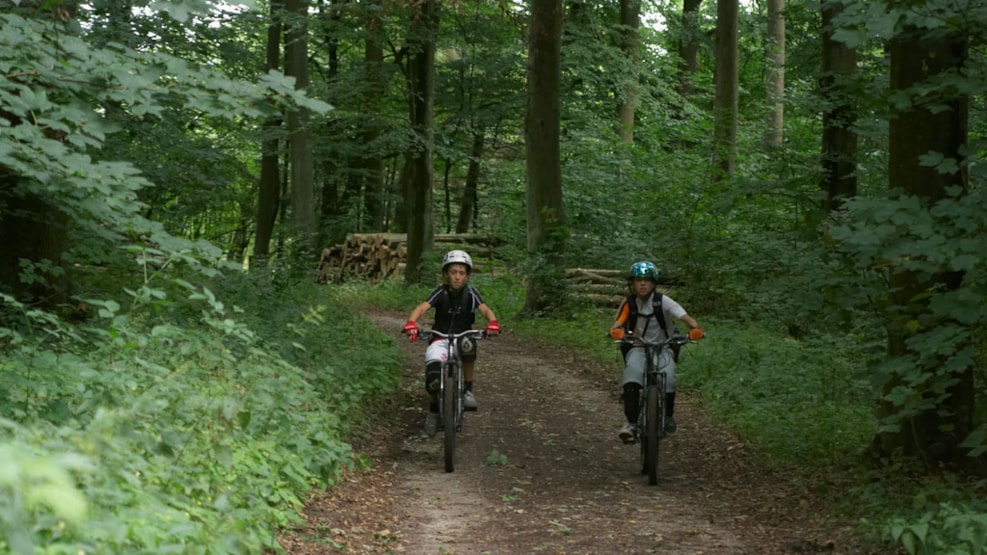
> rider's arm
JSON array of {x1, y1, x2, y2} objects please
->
[
  {"x1": 679, "y1": 313, "x2": 699, "y2": 330},
  {"x1": 407, "y1": 301, "x2": 432, "y2": 323},
  {"x1": 610, "y1": 302, "x2": 630, "y2": 330},
  {"x1": 477, "y1": 302, "x2": 496, "y2": 323}
]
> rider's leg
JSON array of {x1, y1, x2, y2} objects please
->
[
  {"x1": 459, "y1": 339, "x2": 479, "y2": 409},
  {"x1": 463, "y1": 359, "x2": 474, "y2": 390},
  {"x1": 618, "y1": 348, "x2": 646, "y2": 442},
  {"x1": 659, "y1": 352, "x2": 678, "y2": 417},
  {"x1": 425, "y1": 361, "x2": 441, "y2": 408},
  {"x1": 622, "y1": 383, "x2": 642, "y2": 422},
  {"x1": 660, "y1": 351, "x2": 678, "y2": 433},
  {"x1": 621, "y1": 348, "x2": 648, "y2": 421}
]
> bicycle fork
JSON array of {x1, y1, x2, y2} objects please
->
[{"x1": 444, "y1": 361, "x2": 464, "y2": 432}]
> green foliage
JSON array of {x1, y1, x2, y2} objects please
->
[
  {"x1": 485, "y1": 449, "x2": 508, "y2": 466},
  {"x1": 885, "y1": 501, "x2": 987, "y2": 555},
  {"x1": 830, "y1": 186, "x2": 987, "y2": 441},
  {"x1": 683, "y1": 321, "x2": 876, "y2": 466},
  {"x1": 0, "y1": 265, "x2": 403, "y2": 553}
]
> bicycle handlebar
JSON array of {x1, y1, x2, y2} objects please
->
[
  {"x1": 418, "y1": 328, "x2": 488, "y2": 343},
  {"x1": 612, "y1": 332, "x2": 692, "y2": 348}
]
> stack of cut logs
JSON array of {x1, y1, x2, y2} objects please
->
[
  {"x1": 565, "y1": 267, "x2": 627, "y2": 308},
  {"x1": 315, "y1": 234, "x2": 675, "y2": 310},
  {"x1": 315, "y1": 233, "x2": 500, "y2": 283},
  {"x1": 565, "y1": 267, "x2": 675, "y2": 308}
]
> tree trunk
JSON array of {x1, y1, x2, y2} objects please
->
[
  {"x1": 0, "y1": 2, "x2": 77, "y2": 307},
  {"x1": 361, "y1": 1, "x2": 386, "y2": 231},
  {"x1": 713, "y1": 0, "x2": 738, "y2": 181},
  {"x1": 0, "y1": 188, "x2": 70, "y2": 307},
  {"x1": 285, "y1": 0, "x2": 318, "y2": 252},
  {"x1": 455, "y1": 130, "x2": 484, "y2": 234},
  {"x1": 253, "y1": 0, "x2": 284, "y2": 265},
  {"x1": 525, "y1": 0, "x2": 567, "y2": 316},
  {"x1": 676, "y1": 0, "x2": 703, "y2": 100},
  {"x1": 617, "y1": 0, "x2": 640, "y2": 144},
  {"x1": 403, "y1": 0, "x2": 439, "y2": 284},
  {"x1": 877, "y1": 21, "x2": 972, "y2": 465},
  {"x1": 763, "y1": 0, "x2": 785, "y2": 148},
  {"x1": 820, "y1": 0, "x2": 857, "y2": 211}
]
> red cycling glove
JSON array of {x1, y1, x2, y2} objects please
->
[
  {"x1": 485, "y1": 320, "x2": 501, "y2": 335},
  {"x1": 689, "y1": 328, "x2": 704, "y2": 341},
  {"x1": 403, "y1": 320, "x2": 419, "y2": 342},
  {"x1": 609, "y1": 328, "x2": 625, "y2": 340}
]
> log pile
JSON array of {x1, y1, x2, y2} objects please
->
[
  {"x1": 315, "y1": 233, "x2": 501, "y2": 283},
  {"x1": 565, "y1": 268, "x2": 626, "y2": 308},
  {"x1": 565, "y1": 267, "x2": 675, "y2": 309}
]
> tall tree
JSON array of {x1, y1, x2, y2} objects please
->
[
  {"x1": 617, "y1": 0, "x2": 641, "y2": 143},
  {"x1": 0, "y1": 2, "x2": 78, "y2": 307},
  {"x1": 403, "y1": 0, "x2": 439, "y2": 284},
  {"x1": 877, "y1": 13, "x2": 972, "y2": 465},
  {"x1": 676, "y1": 0, "x2": 703, "y2": 101},
  {"x1": 360, "y1": 0, "x2": 387, "y2": 231},
  {"x1": 763, "y1": 0, "x2": 785, "y2": 148},
  {"x1": 455, "y1": 130, "x2": 484, "y2": 233},
  {"x1": 524, "y1": 0, "x2": 567, "y2": 315},
  {"x1": 253, "y1": 0, "x2": 285, "y2": 265},
  {"x1": 284, "y1": 0, "x2": 318, "y2": 250},
  {"x1": 712, "y1": 0, "x2": 739, "y2": 179},
  {"x1": 819, "y1": 0, "x2": 857, "y2": 211}
]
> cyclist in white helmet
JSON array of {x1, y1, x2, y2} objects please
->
[{"x1": 403, "y1": 249, "x2": 501, "y2": 436}]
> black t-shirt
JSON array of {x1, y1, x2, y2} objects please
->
[{"x1": 424, "y1": 284, "x2": 485, "y2": 334}]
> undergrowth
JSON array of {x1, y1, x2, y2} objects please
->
[{"x1": 0, "y1": 262, "x2": 403, "y2": 554}]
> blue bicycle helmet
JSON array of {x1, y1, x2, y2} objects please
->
[{"x1": 627, "y1": 261, "x2": 660, "y2": 283}]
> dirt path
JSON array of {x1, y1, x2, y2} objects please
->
[{"x1": 280, "y1": 311, "x2": 878, "y2": 555}]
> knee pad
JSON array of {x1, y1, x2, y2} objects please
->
[
  {"x1": 425, "y1": 361, "x2": 441, "y2": 393},
  {"x1": 457, "y1": 336, "x2": 477, "y2": 361}
]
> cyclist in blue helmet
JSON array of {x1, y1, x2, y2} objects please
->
[{"x1": 609, "y1": 260, "x2": 704, "y2": 440}]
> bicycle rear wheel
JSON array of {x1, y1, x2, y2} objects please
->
[
  {"x1": 443, "y1": 372, "x2": 457, "y2": 472},
  {"x1": 643, "y1": 385, "x2": 660, "y2": 485}
]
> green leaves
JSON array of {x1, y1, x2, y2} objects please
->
[{"x1": 0, "y1": 268, "x2": 403, "y2": 552}]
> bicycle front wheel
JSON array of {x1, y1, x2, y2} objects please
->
[
  {"x1": 443, "y1": 372, "x2": 457, "y2": 472},
  {"x1": 643, "y1": 385, "x2": 660, "y2": 485}
]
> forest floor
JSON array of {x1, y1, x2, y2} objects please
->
[{"x1": 279, "y1": 310, "x2": 897, "y2": 555}]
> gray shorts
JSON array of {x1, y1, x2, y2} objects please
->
[{"x1": 622, "y1": 346, "x2": 677, "y2": 393}]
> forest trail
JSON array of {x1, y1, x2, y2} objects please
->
[{"x1": 280, "y1": 310, "x2": 873, "y2": 555}]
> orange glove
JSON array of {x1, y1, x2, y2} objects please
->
[
  {"x1": 609, "y1": 328, "x2": 625, "y2": 340},
  {"x1": 485, "y1": 320, "x2": 501, "y2": 335},
  {"x1": 689, "y1": 328, "x2": 704, "y2": 341},
  {"x1": 403, "y1": 320, "x2": 419, "y2": 342}
]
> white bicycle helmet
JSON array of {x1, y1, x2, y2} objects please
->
[{"x1": 442, "y1": 249, "x2": 473, "y2": 273}]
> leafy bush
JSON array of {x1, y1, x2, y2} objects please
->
[
  {"x1": 0, "y1": 266, "x2": 403, "y2": 554},
  {"x1": 681, "y1": 320, "x2": 876, "y2": 466},
  {"x1": 884, "y1": 501, "x2": 987, "y2": 555}
]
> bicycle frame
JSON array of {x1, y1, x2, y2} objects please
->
[{"x1": 419, "y1": 328, "x2": 486, "y2": 473}]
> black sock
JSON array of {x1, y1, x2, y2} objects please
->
[
  {"x1": 622, "y1": 383, "x2": 641, "y2": 423},
  {"x1": 429, "y1": 402, "x2": 438, "y2": 413},
  {"x1": 666, "y1": 392, "x2": 676, "y2": 417},
  {"x1": 465, "y1": 381, "x2": 473, "y2": 392}
]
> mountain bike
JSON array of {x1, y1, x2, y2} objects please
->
[
  {"x1": 617, "y1": 333, "x2": 692, "y2": 485},
  {"x1": 418, "y1": 328, "x2": 487, "y2": 473}
]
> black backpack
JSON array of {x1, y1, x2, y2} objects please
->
[{"x1": 620, "y1": 293, "x2": 681, "y2": 362}]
